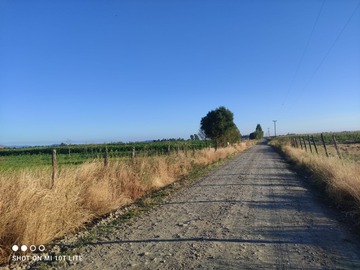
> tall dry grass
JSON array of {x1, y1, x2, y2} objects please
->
[
  {"x1": 279, "y1": 143, "x2": 360, "y2": 215},
  {"x1": 0, "y1": 142, "x2": 253, "y2": 264}
]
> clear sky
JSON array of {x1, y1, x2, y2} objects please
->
[{"x1": 1, "y1": 0, "x2": 359, "y2": 146}]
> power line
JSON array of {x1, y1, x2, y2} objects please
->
[
  {"x1": 281, "y1": 0, "x2": 326, "y2": 109},
  {"x1": 300, "y1": 0, "x2": 360, "y2": 92}
]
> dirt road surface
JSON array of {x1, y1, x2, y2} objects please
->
[{"x1": 64, "y1": 143, "x2": 360, "y2": 269}]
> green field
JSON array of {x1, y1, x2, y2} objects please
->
[{"x1": 0, "y1": 140, "x2": 214, "y2": 171}]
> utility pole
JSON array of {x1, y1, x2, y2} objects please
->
[
  {"x1": 272, "y1": 120, "x2": 277, "y2": 137},
  {"x1": 268, "y1": 128, "x2": 270, "y2": 137}
]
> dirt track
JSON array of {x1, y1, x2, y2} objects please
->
[{"x1": 63, "y1": 143, "x2": 360, "y2": 269}]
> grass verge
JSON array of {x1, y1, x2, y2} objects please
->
[{"x1": 270, "y1": 139, "x2": 360, "y2": 220}]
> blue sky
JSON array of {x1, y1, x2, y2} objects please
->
[{"x1": 1, "y1": 0, "x2": 359, "y2": 146}]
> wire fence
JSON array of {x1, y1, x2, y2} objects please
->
[{"x1": 287, "y1": 132, "x2": 360, "y2": 160}]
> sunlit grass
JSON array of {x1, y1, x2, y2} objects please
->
[{"x1": 270, "y1": 139, "x2": 360, "y2": 218}]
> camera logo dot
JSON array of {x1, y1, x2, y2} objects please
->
[{"x1": 12, "y1": 244, "x2": 46, "y2": 253}]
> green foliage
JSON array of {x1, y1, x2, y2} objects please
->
[
  {"x1": 250, "y1": 124, "x2": 264, "y2": 140},
  {"x1": 256, "y1": 124, "x2": 263, "y2": 132},
  {"x1": 220, "y1": 125, "x2": 241, "y2": 145},
  {"x1": 200, "y1": 106, "x2": 241, "y2": 147}
]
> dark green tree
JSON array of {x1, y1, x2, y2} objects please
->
[
  {"x1": 255, "y1": 124, "x2": 264, "y2": 139},
  {"x1": 249, "y1": 124, "x2": 264, "y2": 140},
  {"x1": 200, "y1": 106, "x2": 241, "y2": 149}
]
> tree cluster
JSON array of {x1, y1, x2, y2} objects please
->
[
  {"x1": 153, "y1": 138, "x2": 185, "y2": 142},
  {"x1": 190, "y1": 134, "x2": 200, "y2": 141}
]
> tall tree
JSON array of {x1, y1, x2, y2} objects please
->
[
  {"x1": 250, "y1": 124, "x2": 264, "y2": 139},
  {"x1": 200, "y1": 106, "x2": 241, "y2": 149},
  {"x1": 255, "y1": 124, "x2": 264, "y2": 139}
]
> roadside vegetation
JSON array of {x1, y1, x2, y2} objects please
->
[
  {"x1": 269, "y1": 131, "x2": 360, "y2": 221},
  {"x1": 0, "y1": 141, "x2": 254, "y2": 265}
]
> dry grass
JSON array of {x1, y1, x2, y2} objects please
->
[
  {"x1": 277, "y1": 142, "x2": 360, "y2": 217},
  {"x1": 337, "y1": 143, "x2": 360, "y2": 164},
  {"x1": 312, "y1": 143, "x2": 360, "y2": 164},
  {"x1": 0, "y1": 141, "x2": 253, "y2": 265}
]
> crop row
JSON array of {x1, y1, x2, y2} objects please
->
[{"x1": 0, "y1": 141, "x2": 214, "y2": 157}]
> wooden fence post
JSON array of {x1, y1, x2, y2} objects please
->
[
  {"x1": 320, "y1": 133, "x2": 329, "y2": 157},
  {"x1": 332, "y1": 134, "x2": 342, "y2": 159},
  {"x1": 302, "y1": 137, "x2": 307, "y2": 152},
  {"x1": 104, "y1": 147, "x2": 108, "y2": 167},
  {"x1": 307, "y1": 135, "x2": 313, "y2": 154},
  {"x1": 311, "y1": 136, "x2": 319, "y2": 155},
  {"x1": 299, "y1": 137, "x2": 303, "y2": 150},
  {"x1": 132, "y1": 147, "x2": 136, "y2": 159},
  {"x1": 51, "y1": 149, "x2": 57, "y2": 188}
]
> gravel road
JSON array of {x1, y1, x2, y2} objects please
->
[{"x1": 64, "y1": 143, "x2": 360, "y2": 269}]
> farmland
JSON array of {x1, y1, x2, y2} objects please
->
[{"x1": 0, "y1": 140, "x2": 213, "y2": 171}]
